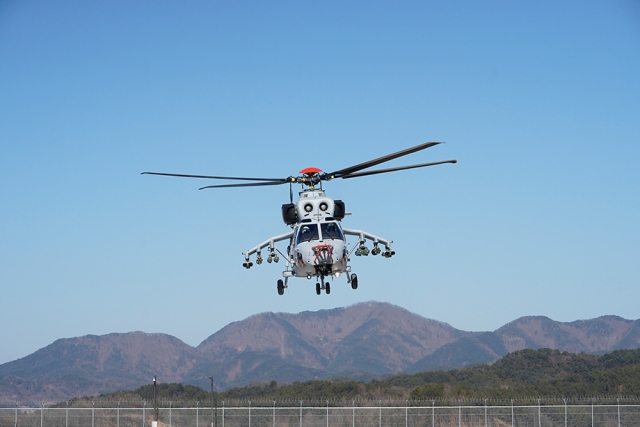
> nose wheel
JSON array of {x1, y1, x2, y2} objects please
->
[{"x1": 315, "y1": 277, "x2": 331, "y2": 295}]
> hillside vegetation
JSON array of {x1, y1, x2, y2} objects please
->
[
  {"x1": 5, "y1": 305, "x2": 639, "y2": 403},
  {"x1": 69, "y1": 348, "x2": 640, "y2": 405}
]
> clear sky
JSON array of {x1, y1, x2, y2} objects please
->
[{"x1": 1, "y1": 1, "x2": 639, "y2": 366}]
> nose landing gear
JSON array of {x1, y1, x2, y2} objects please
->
[{"x1": 315, "y1": 277, "x2": 331, "y2": 295}]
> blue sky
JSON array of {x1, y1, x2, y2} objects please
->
[{"x1": 1, "y1": 1, "x2": 639, "y2": 365}]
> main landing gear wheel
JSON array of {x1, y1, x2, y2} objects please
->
[
  {"x1": 316, "y1": 282, "x2": 321, "y2": 295},
  {"x1": 350, "y1": 273, "x2": 358, "y2": 290},
  {"x1": 277, "y1": 279, "x2": 285, "y2": 296},
  {"x1": 325, "y1": 282, "x2": 331, "y2": 294}
]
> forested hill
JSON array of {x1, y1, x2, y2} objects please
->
[
  {"x1": 4, "y1": 304, "x2": 640, "y2": 402},
  {"x1": 399, "y1": 347, "x2": 640, "y2": 399},
  {"x1": 81, "y1": 348, "x2": 640, "y2": 404}
]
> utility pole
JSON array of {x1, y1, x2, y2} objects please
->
[
  {"x1": 209, "y1": 376, "x2": 217, "y2": 427},
  {"x1": 153, "y1": 376, "x2": 158, "y2": 427}
]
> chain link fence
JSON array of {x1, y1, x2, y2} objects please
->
[{"x1": 1, "y1": 400, "x2": 639, "y2": 427}]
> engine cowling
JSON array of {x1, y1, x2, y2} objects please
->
[
  {"x1": 281, "y1": 204, "x2": 298, "y2": 225},
  {"x1": 333, "y1": 200, "x2": 345, "y2": 220}
]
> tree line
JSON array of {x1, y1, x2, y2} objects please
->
[{"x1": 65, "y1": 348, "x2": 640, "y2": 406}]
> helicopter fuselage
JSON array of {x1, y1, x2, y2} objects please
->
[
  {"x1": 242, "y1": 187, "x2": 394, "y2": 294},
  {"x1": 288, "y1": 189, "x2": 346, "y2": 278}
]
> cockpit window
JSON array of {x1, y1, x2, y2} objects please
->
[
  {"x1": 320, "y1": 222, "x2": 344, "y2": 240},
  {"x1": 297, "y1": 224, "x2": 319, "y2": 243}
]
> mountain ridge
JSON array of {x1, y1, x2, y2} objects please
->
[{"x1": 1, "y1": 302, "x2": 638, "y2": 402}]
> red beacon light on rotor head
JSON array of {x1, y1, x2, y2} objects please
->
[{"x1": 299, "y1": 167, "x2": 322, "y2": 175}]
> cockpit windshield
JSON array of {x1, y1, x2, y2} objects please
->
[
  {"x1": 320, "y1": 222, "x2": 344, "y2": 240},
  {"x1": 297, "y1": 224, "x2": 319, "y2": 244}
]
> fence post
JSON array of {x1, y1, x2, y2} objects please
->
[
  {"x1": 617, "y1": 398, "x2": 621, "y2": 427},
  {"x1": 511, "y1": 399, "x2": 514, "y2": 427},
  {"x1": 432, "y1": 400, "x2": 435, "y2": 427},
  {"x1": 485, "y1": 399, "x2": 488, "y2": 427},
  {"x1": 326, "y1": 400, "x2": 329, "y2": 427},
  {"x1": 352, "y1": 400, "x2": 355, "y2": 427},
  {"x1": 538, "y1": 399, "x2": 541, "y2": 427}
]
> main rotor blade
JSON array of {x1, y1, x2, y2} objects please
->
[
  {"x1": 327, "y1": 141, "x2": 443, "y2": 178},
  {"x1": 199, "y1": 181, "x2": 289, "y2": 190},
  {"x1": 141, "y1": 172, "x2": 287, "y2": 182},
  {"x1": 339, "y1": 159, "x2": 457, "y2": 179}
]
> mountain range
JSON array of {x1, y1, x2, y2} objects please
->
[{"x1": 1, "y1": 301, "x2": 639, "y2": 402}]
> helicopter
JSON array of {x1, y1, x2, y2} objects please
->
[{"x1": 142, "y1": 141, "x2": 456, "y2": 296}]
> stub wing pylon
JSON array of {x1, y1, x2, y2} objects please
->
[
  {"x1": 242, "y1": 231, "x2": 294, "y2": 268},
  {"x1": 342, "y1": 228, "x2": 395, "y2": 258}
]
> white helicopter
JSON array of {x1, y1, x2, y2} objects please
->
[{"x1": 143, "y1": 141, "x2": 455, "y2": 296}]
